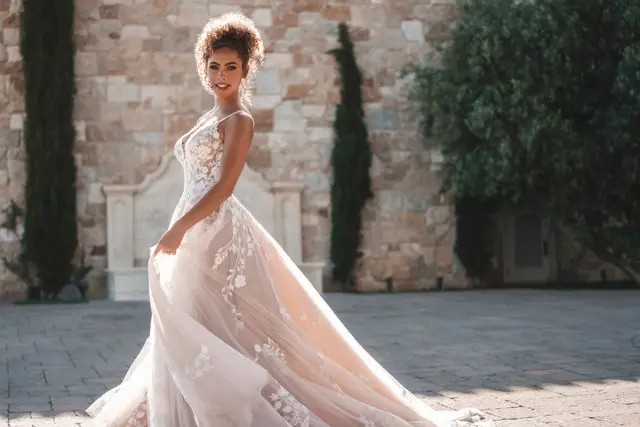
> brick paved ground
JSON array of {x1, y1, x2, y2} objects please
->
[{"x1": 1, "y1": 289, "x2": 639, "y2": 426}]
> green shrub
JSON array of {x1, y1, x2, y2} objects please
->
[
  {"x1": 408, "y1": 0, "x2": 640, "y2": 278},
  {"x1": 329, "y1": 23, "x2": 373, "y2": 290},
  {"x1": 20, "y1": 0, "x2": 78, "y2": 299}
]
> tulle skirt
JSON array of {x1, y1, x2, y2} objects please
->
[{"x1": 86, "y1": 195, "x2": 493, "y2": 427}]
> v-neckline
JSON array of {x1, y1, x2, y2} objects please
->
[
  {"x1": 181, "y1": 113, "x2": 219, "y2": 151},
  {"x1": 179, "y1": 108, "x2": 244, "y2": 151}
]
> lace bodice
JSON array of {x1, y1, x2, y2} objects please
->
[{"x1": 173, "y1": 110, "x2": 243, "y2": 212}]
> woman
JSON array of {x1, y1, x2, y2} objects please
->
[{"x1": 87, "y1": 13, "x2": 493, "y2": 427}]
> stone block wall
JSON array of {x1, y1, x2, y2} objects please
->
[
  {"x1": 0, "y1": 0, "x2": 26, "y2": 301},
  {"x1": 0, "y1": 0, "x2": 461, "y2": 300}
]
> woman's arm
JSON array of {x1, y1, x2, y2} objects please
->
[
  {"x1": 177, "y1": 112, "x2": 255, "y2": 230},
  {"x1": 153, "y1": 112, "x2": 254, "y2": 256}
]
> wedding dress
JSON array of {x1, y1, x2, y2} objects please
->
[{"x1": 86, "y1": 109, "x2": 493, "y2": 427}]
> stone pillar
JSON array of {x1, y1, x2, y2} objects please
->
[
  {"x1": 272, "y1": 182, "x2": 305, "y2": 264},
  {"x1": 103, "y1": 187, "x2": 135, "y2": 270}
]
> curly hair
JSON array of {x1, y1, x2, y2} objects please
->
[{"x1": 194, "y1": 13, "x2": 265, "y2": 103}]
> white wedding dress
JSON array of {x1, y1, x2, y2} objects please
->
[{"x1": 86, "y1": 109, "x2": 494, "y2": 427}]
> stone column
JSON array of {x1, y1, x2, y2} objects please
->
[
  {"x1": 272, "y1": 181, "x2": 305, "y2": 264},
  {"x1": 103, "y1": 187, "x2": 135, "y2": 271}
]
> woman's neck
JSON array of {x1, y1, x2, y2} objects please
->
[{"x1": 215, "y1": 96, "x2": 243, "y2": 116}]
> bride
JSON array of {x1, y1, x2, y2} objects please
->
[{"x1": 86, "y1": 13, "x2": 493, "y2": 427}]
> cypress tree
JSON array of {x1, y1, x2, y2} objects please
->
[
  {"x1": 20, "y1": 0, "x2": 78, "y2": 299},
  {"x1": 329, "y1": 23, "x2": 373, "y2": 290}
]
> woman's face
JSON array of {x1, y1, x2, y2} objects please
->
[{"x1": 207, "y1": 47, "x2": 246, "y2": 101}]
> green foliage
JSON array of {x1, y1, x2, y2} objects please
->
[
  {"x1": 1, "y1": 201, "x2": 90, "y2": 301},
  {"x1": 329, "y1": 23, "x2": 373, "y2": 290},
  {"x1": 1, "y1": 201, "x2": 30, "y2": 283},
  {"x1": 454, "y1": 197, "x2": 497, "y2": 279},
  {"x1": 69, "y1": 251, "x2": 93, "y2": 300},
  {"x1": 0, "y1": 201, "x2": 41, "y2": 300},
  {"x1": 409, "y1": 0, "x2": 640, "y2": 270},
  {"x1": 20, "y1": 0, "x2": 78, "y2": 299}
]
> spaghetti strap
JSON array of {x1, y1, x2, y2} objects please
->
[{"x1": 217, "y1": 110, "x2": 245, "y2": 123}]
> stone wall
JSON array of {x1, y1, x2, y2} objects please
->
[
  {"x1": 0, "y1": 0, "x2": 461, "y2": 300},
  {"x1": 0, "y1": 0, "x2": 25, "y2": 301}
]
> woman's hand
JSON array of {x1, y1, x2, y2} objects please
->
[{"x1": 153, "y1": 221, "x2": 188, "y2": 256}]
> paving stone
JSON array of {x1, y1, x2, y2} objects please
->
[
  {"x1": 8, "y1": 400, "x2": 52, "y2": 413},
  {"x1": 486, "y1": 406, "x2": 539, "y2": 419},
  {"x1": 0, "y1": 290, "x2": 638, "y2": 426}
]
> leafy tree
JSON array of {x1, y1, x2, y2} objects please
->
[
  {"x1": 20, "y1": 0, "x2": 78, "y2": 298},
  {"x1": 329, "y1": 23, "x2": 373, "y2": 290},
  {"x1": 453, "y1": 197, "x2": 497, "y2": 280},
  {"x1": 408, "y1": 0, "x2": 640, "y2": 281}
]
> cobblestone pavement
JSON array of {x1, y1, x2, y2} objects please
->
[{"x1": 1, "y1": 289, "x2": 639, "y2": 426}]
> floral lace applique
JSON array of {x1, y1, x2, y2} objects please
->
[
  {"x1": 357, "y1": 415, "x2": 377, "y2": 427},
  {"x1": 254, "y1": 337, "x2": 286, "y2": 363},
  {"x1": 299, "y1": 309, "x2": 321, "y2": 327},
  {"x1": 279, "y1": 306, "x2": 291, "y2": 321},
  {"x1": 124, "y1": 398, "x2": 148, "y2": 427},
  {"x1": 268, "y1": 385, "x2": 311, "y2": 427},
  {"x1": 172, "y1": 115, "x2": 226, "y2": 229},
  {"x1": 175, "y1": 117, "x2": 261, "y2": 328},
  {"x1": 213, "y1": 202, "x2": 259, "y2": 328},
  {"x1": 176, "y1": 123, "x2": 224, "y2": 208},
  {"x1": 358, "y1": 407, "x2": 405, "y2": 427},
  {"x1": 184, "y1": 344, "x2": 215, "y2": 379}
]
